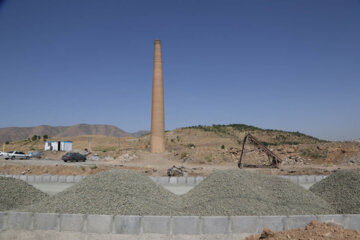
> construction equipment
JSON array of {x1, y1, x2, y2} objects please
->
[
  {"x1": 238, "y1": 134, "x2": 282, "y2": 168},
  {"x1": 167, "y1": 165, "x2": 184, "y2": 176}
]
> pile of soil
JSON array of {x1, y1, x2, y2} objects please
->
[
  {"x1": 181, "y1": 169, "x2": 334, "y2": 216},
  {"x1": 0, "y1": 176, "x2": 48, "y2": 211},
  {"x1": 23, "y1": 170, "x2": 182, "y2": 215},
  {"x1": 246, "y1": 220, "x2": 360, "y2": 240},
  {"x1": 310, "y1": 169, "x2": 360, "y2": 214}
]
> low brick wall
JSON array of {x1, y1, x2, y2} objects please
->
[
  {"x1": 0, "y1": 212, "x2": 359, "y2": 235},
  {"x1": 0, "y1": 174, "x2": 327, "y2": 185}
]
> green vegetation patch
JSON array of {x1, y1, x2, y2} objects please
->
[
  {"x1": 184, "y1": 123, "x2": 325, "y2": 145},
  {"x1": 300, "y1": 148, "x2": 328, "y2": 159}
]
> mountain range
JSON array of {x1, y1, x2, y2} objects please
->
[{"x1": 0, "y1": 124, "x2": 149, "y2": 143}]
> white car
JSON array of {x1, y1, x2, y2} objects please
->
[{"x1": 4, "y1": 151, "x2": 29, "y2": 160}]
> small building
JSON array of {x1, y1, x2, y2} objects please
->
[{"x1": 44, "y1": 141, "x2": 72, "y2": 152}]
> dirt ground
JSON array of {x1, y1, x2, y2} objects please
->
[
  {"x1": 246, "y1": 220, "x2": 360, "y2": 240},
  {"x1": 1, "y1": 150, "x2": 360, "y2": 176}
]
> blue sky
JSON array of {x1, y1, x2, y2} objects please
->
[{"x1": 0, "y1": 0, "x2": 359, "y2": 140}]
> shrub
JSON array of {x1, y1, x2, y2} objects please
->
[
  {"x1": 180, "y1": 152, "x2": 188, "y2": 159},
  {"x1": 90, "y1": 165, "x2": 98, "y2": 170},
  {"x1": 205, "y1": 154, "x2": 213, "y2": 162},
  {"x1": 300, "y1": 149, "x2": 328, "y2": 159},
  {"x1": 5, "y1": 141, "x2": 9, "y2": 145},
  {"x1": 187, "y1": 143, "x2": 196, "y2": 148}
]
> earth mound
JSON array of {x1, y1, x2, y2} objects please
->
[
  {"x1": 246, "y1": 220, "x2": 360, "y2": 240},
  {"x1": 310, "y1": 169, "x2": 360, "y2": 214},
  {"x1": 181, "y1": 169, "x2": 334, "y2": 215},
  {"x1": 23, "y1": 169, "x2": 182, "y2": 215},
  {"x1": 0, "y1": 176, "x2": 48, "y2": 211}
]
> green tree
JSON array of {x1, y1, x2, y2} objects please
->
[{"x1": 31, "y1": 135, "x2": 38, "y2": 141}]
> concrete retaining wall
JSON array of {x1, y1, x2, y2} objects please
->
[
  {"x1": 1, "y1": 174, "x2": 86, "y2": 183},
  {"x1": 281, "y1": 175, "x2": 327, "y2": 184},
  {"x1": 0, "y1": 174, "x2": 327, "y2": 185},
  {"x1": 0, "y1": 212, "x2": 359, "y2": 235}
]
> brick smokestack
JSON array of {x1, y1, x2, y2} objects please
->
[{"x1": 150, "y1": 40, "x2": 165, "y2": 153}]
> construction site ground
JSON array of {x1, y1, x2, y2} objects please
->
[{"x1": 1, "y1": 150, "x2": 360, "y2": 177}]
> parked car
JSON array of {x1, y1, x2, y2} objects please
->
[
  {"x1": 62, "y1": 152, "x2": 86, "y2": 162},
  {"x1": 4, "y1": 151, "x2": 29, "y2": 160},
  {"x1": 0, "y1": 151, "x2": 5, "y2": 157}
]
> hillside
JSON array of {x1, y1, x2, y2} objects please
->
[
  {"x1": 184, "y1": 124, "x2": 325, "y2": 145},
  {"x1": 165, "y1": 124, "x2": 359, "y2": 165},
  {"x1": 3, "y1": 123, "x2": 359, "y2": 167},
  {"x1": 0, "y1": 124, "x2": 140, "y2": 143}
]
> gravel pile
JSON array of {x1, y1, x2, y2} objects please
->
[
  {"x1": 23, "y1": 169, "x2": 182, "y2": 215},
  {"x1": 23, "y1": 169, "x2": 335, "y2": 216},
  {"x1": 0, "y1": 176, "x2": 48, "y2": 211},
  {"x1": 310, "y1": 169, "x2": 360, "y2": 214},
  {"x1": 181, "y1": 169, "x2": 334, "y2": 215}
]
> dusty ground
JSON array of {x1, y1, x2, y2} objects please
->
[
  {"x1": 1, "y1": 127, "x2": 359, "y2": 176},
  {"x1": 246, "y1": 220, "x2": 360, "y2": 240},
  {"x1": 1, "y1": 150, "x2": 360, "y2": 176}
]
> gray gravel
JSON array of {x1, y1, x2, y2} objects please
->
[
  {"x1": 0, "y1": 176, "x2": 48, "y2": 211},
  {"x1": 23, "y1": 169, "x2": 335, "y2": 216},
  {"x1": 310, "y1": 169, "x2": 360, "y2": 214},
  {"x1": 23, "y1": 169, "x2": 183, "y2": 215},
  {"x1": 181, "y1": 169, "x2": 334, "y2": 216}
]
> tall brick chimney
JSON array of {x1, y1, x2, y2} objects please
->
[{"x1": 150, "y1": 40, "x2": 165, "y2": 153}]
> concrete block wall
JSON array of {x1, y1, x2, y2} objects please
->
[
  {"x1": 281, "y1": 175, "x2": 327, "y2": 184},
  {"x1": 0, "y1": 174, "x2": 86, "y2": 183},
  {"x1": 0, "y1": 212, "x2": 359, "y2": 235},
  {"x1": 0, "y1": 174, "x2": 328, "y2": 185}
]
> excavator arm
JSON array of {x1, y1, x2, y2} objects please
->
[{"x1": 238, "y1": 134, "x2": 282, "y2": 168}]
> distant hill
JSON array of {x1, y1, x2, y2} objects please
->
[
  {"x1": 131, "y1": 130, "x2": 150, "y2": 137},
  {"x1": 0, "y1": 124, "x2": 141, "y2": 143},
  {"x1": 183, "y1": 124, "x2": 326, "y2": 145}
]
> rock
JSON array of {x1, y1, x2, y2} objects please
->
[
  {"x1": 88, "y1": 155, "x2": 100, "y2": 161},
  {"x1": 167, "y1": 166, "x2": 184, "y2": 176},
  {"x1": 116, "y1": 153, "x2": 137, "y2": 162},
  {"x1": 260, "y1": 228, "x2": 274, "y2": 239}
]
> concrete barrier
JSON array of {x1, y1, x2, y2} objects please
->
[
  {"x1": 0, "y1": 212, "x2": 359, "y2": 235},
  {"x1": 0, "y1": 174, "x2": 328, "y2": 185}
]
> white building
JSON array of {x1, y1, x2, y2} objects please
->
[{"x1": 44, "y1": 141, "x2": 72, "y2": 151}]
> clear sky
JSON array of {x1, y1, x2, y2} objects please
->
[{"x1": 0, "y1": 0, "x2": 359, "y2": 141}]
